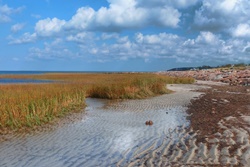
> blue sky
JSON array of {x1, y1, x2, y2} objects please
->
[{"x1": 1, "y1": 0, "x2": 250, "y2": 71}]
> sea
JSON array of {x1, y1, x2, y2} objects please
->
[
  {"x1": 0, "y1": 71, "x2": 152, "y2": 84},
  {"x1": 0, "y1": 71, "x2": 153, "y2": 75},
  {"x1": 0, "y1": 71, "x2": 62, "y2": 84},
  {"x1": 0, "y1": 71, "x2": 107, "y2": 75}
]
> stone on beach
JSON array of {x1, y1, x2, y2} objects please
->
[{"x1": 145, "y1": 120, "x2": 153, "y2": 126}]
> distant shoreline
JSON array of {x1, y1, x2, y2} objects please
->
[{"x1": 0, "y1": 71, "x2": 156, "y2": 75}]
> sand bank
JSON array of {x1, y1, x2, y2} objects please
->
[{"x1": 185, "y1": 81, "x2": 250, "y2": 167}]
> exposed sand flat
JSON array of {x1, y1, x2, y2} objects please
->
[
  {"x1": 184, "y1": 81, "x2": 250, "y2": 167},
  {"x1": 125, "y1": 114, "x2": 250, "y2": 167},
  {"x1": 0, "y1": 83, "x2": 249, "y2": 166},
  {"x1": 195, "y1": 80, "x2": 228, "y2": 86}
]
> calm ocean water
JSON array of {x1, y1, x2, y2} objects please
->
[
  {"x1": 0, "y1": 71, "x2": 150, "y2": 84},
  {"x1": 0, "y1": 71, "x2": 45, "y2": 75},
  {"x1": 0, "y1": 78, "x2": 54, "y2": 84},
  {"x1": 0, "y1": 71, "x2": 109, "y2": 75},
  {"x1": 0, "y1": 71, "x2": 56, "y2": 84},
  {"x1": 0, "y1": 71, "x2": 153, "y2": 75}
]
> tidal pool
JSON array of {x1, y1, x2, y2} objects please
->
[{"x1": 0, "y1": 84, "x2": 204, "y2": 167}]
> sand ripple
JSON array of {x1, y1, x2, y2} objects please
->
[{"x1": 0, "y1": 84, "x2": 249, "y2": 166}]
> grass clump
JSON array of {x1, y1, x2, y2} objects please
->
[
  {"x1": 86, "y1": 74, "x2": 194, "y2": 99},
  {"x1": 88, "y1": 77, "x2": 169, "y2": 99},
  {"x1": 0, "y1": 84, "x2": 85, "y2": 130}
]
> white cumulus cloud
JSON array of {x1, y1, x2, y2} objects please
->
[
  {"x1": 232, "y1": 24, "x2": 250, "y2": 38},
  {"x1": 32, "y1": 0, "x2": 182, "y2": 37},
  {"x1": 136, "y1": 0, "x2": 199, "y2": 9},
  {"x1": 66, "y1": 0, "x2": 181, "y2": 31},
  {"x1": 35, "y1": 18, "x2": 66, "y2": 37},
  {"x1": 193, "y1": 0, "x2": 250, "y2": 32},
  {"x1": 195, "y1": 31, "x2": 220, "y2": 45}
]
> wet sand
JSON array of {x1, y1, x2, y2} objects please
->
[
  {"x1": 0, "y1": 83, "x2": 249, "y2": 166},
  {"x1": 186, "y1": 82, "x2": 250, "y2": 167}
]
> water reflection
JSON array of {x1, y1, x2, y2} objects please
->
[{"x1": 0, "y1": 85, "x2": 203, "y2": 167}]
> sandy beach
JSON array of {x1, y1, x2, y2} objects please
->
[
  {"x1": 185, "y1": 81, "x2": 250, "y2": 167},
  {"x1": 0, "y1": 82, "x2": 249, "y2": 166}
]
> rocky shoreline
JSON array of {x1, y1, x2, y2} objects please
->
[
  {"x1": 159, "y1": 68, "x2": 250, "y2": 166},
  {"x1": 160, "y1": 68, "x2": 250, "y2": 86}
]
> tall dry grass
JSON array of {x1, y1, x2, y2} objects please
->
[
  {"x1": 0, "y1": 83, "x2": 85, "y2": 129},
  {"x1": 87, "y1": 74, "x2": 173, "y2": 99},
  {"x1": 0, "y1": 73, "x2": 194, "y2": 130}
]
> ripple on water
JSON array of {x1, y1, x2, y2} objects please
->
[{"x1": 0, "y1": 84, "x2": 204, "y2": 167}]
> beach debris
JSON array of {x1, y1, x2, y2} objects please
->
[
  {"x1": 211, "y1": 107, "x2": 216, "y2": 114},
  {"x1": 212, "y1": 99, "x2": 218, "y2": 103},
  {"x1": 222, "y1": 99, "x2": 229, "y2": 103},
  {"x1": 145, "y1": 120, "x2": 153, "y2": 126}
]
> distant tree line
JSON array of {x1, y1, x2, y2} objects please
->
[{"x1": 217, "y1": 63, "x2": 250, "y2": 68}]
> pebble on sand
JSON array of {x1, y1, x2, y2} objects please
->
[{"x1": 145, "y1": 120, "x2": 153, "y2": 126}]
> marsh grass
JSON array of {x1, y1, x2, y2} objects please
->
[
  {"x1": 0, "y1": 73, "x2": 194, "y2": 130},
  {"x1": 0, "y1": 83, "x2": 85, "y2": 130},
  {"x1": 86, "y1": 74, "x2": 186, "y2": 99}
]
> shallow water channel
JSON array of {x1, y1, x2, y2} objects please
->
[{"x1": 0, "y1": 84, "x2": 205, "y2": 167}]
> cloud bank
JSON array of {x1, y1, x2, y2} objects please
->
[{"x1": 7, "y1": 0, "x2": 250, "y2": 67}]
